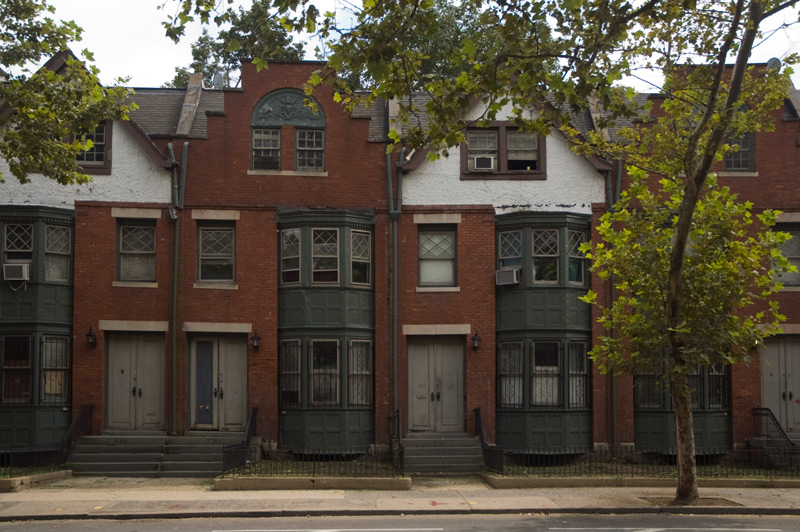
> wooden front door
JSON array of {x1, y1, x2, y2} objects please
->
[
  {"x1": 107, "y1": 334, "x2": 165, "y2": 430},
  {"x1": 190, "y1": 336, "x2": 247, "y2": 430},
  {"x1": 408, "y1": 337, "x2": 464, "y2": 432},
  {"x1": 762, "y1": 336, "x2": 800, "y2": 434}
]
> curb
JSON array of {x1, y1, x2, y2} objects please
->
[
  {"x1": 214, "y1": 476, "x2": 412, "y2": 490},
  {"x1": 480, "y1": 473, "x2": 800, "y2": 489}
]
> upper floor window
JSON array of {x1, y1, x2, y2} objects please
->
[
  {"x1": 419, "y1": 227, "x2": 456, "y2": 287},
  {"x1": 724, "y1": 131, "x2": 755, "y2": 172},
  {"x1": 76, "y1": 122, "x2": 112, "y2": 174},
  {"x1": 281, "y1": 228, "x2": 301, "y2": 284},
  {"x1": 312, "y1": 228, "x2": 339, "y2": 284},
  {"x1": 532, "y1": 229, "x2": 559, "y2": 283},
  {"x1": 351, "y1": 230, "x2": 371, "y2": 285},
  {"x1": 568, "y1": 230, "x2": 586, "y2": 285},
  {"x1": 499, "y1": 230, "x2": 522, "y2": 270},
  {"x1": 296, "y1": 129, "x2": 325, "y2": 171},
  {"x1": 462, "y1": 124, "x2": 546, "y2": 179},
  {"x1": 198, "y1": 223, "x2": 235, "y2": 282},
  {"x1": 252, "y1": 128, "x2": 280, "y2": 170},
  {"x1": 118, "y1": 221, "x2": 156, "y2": 282},
  {"x1": 4, "y1": 223, "x2": 32, "y2": 263},
  {"x1": 45, "y1": 225, "x2": 71, "y2": 283},
  {"x1": 777, "y1": 229, "x2": 800, "y2": 286},
  {"x1": 250, "y1": 89, "x2": 326, "y2": 173}
]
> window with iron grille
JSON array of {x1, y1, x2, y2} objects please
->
[
  {"x1": 532, "y1": 341, "x2": 560, "y2": 406},
  {"x1": 4, "y1": 224, "x2": 32, "y2": 263},
  {"x1": 252, "y1": 128, "x2": 280, "y2": 170},
  {"x1": 568, "y1": 230, "x2": 586, "y2": 285},
  {"x1": 296, "y1": 129, "x2": 325, "y2": 171},
  {"x1": 351, "y1": 230, "x2": 371, "y2": 286},
  {"x1": 76, "y1": 123, "x2": 106, "y2": 165},
  {"x1": 2, "y1": 336, "x2": 31, "y2": 404},
  {"x1": 311, "y1": 340, "x2": 339, "y2": 406},
  {"x1": 41, "y1": 336, "x2": 70, "y2": 405},
  {"x1": 119, "y1": 221, "x2": 156, "y2": 282},
  {"x1": 708, "y1": 364, "x2": 730, "y2": 410},
  {"x1": 312, "y1": 228, "x2": 338, "y2": 284},
  {"x1": 568, "y1": 341, "x2": 589, "y2": 408},
  {"x1": 279, "y1": 339, "x2": 301, "y2": 407},
  {"x1": 281, "y1": 228, "x2": 301, "y2": 284},
  {"x1": 199, "y1": 224, "x2": 235, "y2": 281},
  {"x1": 418, "y1": 228, "x2": 456, "y2": 286},
  {"x1": 45, "y1": 225, "x2": 71, "y2": 282},
  {"x1": 532, "y1": 229, "x2": 558, "y2": 283},
  {"x1": 724, "y1": 132, "x2": 755, "y2": 172},
  {"x1": 348, "y1": 340, "x2": 373, "y2": 406},
  {"x1": 499, "y1": 230, "x2": 522, "y2": 270},
  {"x1": 634, "y1": 374, "x2": 666, "y2": 410},
  {"x1": 498, "y1": 342, "x2": 523, "y2": 408}
]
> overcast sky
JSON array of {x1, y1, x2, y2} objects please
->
[{"x1": 46, "y1": 0, "x2": 800, "y2": 89}]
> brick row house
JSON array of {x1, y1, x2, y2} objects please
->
[{"x1": 1, "y1": 55, "x2": 799, "y2": 460}]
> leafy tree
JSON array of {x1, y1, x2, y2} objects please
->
[
  {"x1": 165, "y1": 0, "x2": 304, "y2": 88},
  {"x1": 0, "y1": 0, "x2": 132, "y2": 185},
  {"x1": 164, "y1": 0, "x2": 800, "y2": 503}
]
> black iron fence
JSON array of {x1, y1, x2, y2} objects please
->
[
  {"x1": 495, "y1": 446, "x2": 800, "y2": 478},
  {"x1": 222, "y1": 407, "x2": 257, "y2": 472},
  {"x1": 221, "y1": 446, "x2": 403, "y2": 478}
]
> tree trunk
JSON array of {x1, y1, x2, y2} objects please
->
[{"x1": 671, "y1": 368, "x2": 699, "y2": 504}]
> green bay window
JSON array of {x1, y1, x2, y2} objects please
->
[
  {"x1": 532, "y1": 229, "x2": 559, "y2": 283},
  {"x1": 45, "y1": 225, "x2": 71, "y2": 283},
  {"x1": 311, "y1": 340, "x2": 339, "y2": 406},
  {"x1": 532, "y1": 341, "x2": 560, "y2": 406},
  {"x1": 312, "y1": 228, "x2": 339, "y2": 284},
  {"x1": 348, "y1": 340, "x2": 373, "y2": 406},
  {"x1": 281, "y1": 228, "x2": 301, "y2": 284},
  {"x1": 498, "y1": 341, "x2": 523, "y2": 408},
  {"x1": 2, "y1": 336, "x2": 31, "y2": 404},
  {"x1": 41, "y1": 336, "x2": 70, "y2": 405},
  {"x1": 279, "y1": 340, "x2": 301, "y2": 407}
]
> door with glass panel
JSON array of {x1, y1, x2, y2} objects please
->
[
  {"x1": 191, "y1": 336, "x2": 247, "y2": 430},
  {"x1": 408, "y1": 337, "x2": 464, "y2": 432}
]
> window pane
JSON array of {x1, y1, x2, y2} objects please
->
[
  {"x1": 499, "y1": 231, "x2": 522, "y2": 269},
  {"x1": 312, "y1": 340, "x2": 339, "y2": 406},
  {"x1": 41, "y1": 336, "x2": 70, "y2": 405},
  {"x1": 777, "y1": 231, "x2": 800, "y2": 285},
  {"x1": 724, "y1": 133, "x2": 753, "y2": 171},
  {"x1": 467, "y1": 130, "x2": 498, "y2": 171},
  {"x1": 351, "y1": 230, "x2": 371, "y2": 285},
  {"x1": 281, "y1": 229, "x2": 300, "y2": 283},
  {"x1": 634, "y1": 374, "x2": 665, "y2": 409},
  {"x1": 507, "y1": 130, "x2": 538, "y2": 170},
  {"x1": 252, "y1": 128, "x2": 280, "y2": 170},
  {"x1": 200, "y1": 227, "x2": 234, "y2": 281},
  {"x1": 76, "y1": 124, "x2": 106, "y2": 164},
  {"x1": 45, "y1": 225, "x2": 71, "y2": 282},
  {"x1": 709, "y1": 364, "x2": 730, "y2": 410},
  {"x1": 120, "y1": 224, "x2": 156, "y2": 282},
  {"x1": 5, "y1": 224, "x2": 32, "y2": 262},
  {"x1": 419, "y1": 230, "x2": 455, "y2": 286},
  {"x1": 349, "y1": 340, "x2": 373, "y2": 406},
  {"x1": 498, "y1": 342, "x2": 523, "y2": 409},
  {"x1": 568, "y1": 230, "x2": 586, "y2": 284},
  {"x1": 568, "y1": 342, "x2": 588, "y2": 409},
  {"x1": 3, "y1": 336, "x2": 31, "y2": 403},
  {"x1": 312, "y1": 229, "x2": 338, "y2": 283},
  {"x1": 533, "y1": 229, "x2": 558, "y2": 282},
  {"x1": 279, "y1": 340, "x2": 301, "y2": 407},
  {"x1": 532, "y1": 342, "x2": 560, "y2": 406},
  {"x1": 296, "y1": 129, "x2": 325, "y2": 170}
]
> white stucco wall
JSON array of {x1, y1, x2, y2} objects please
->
[
  {"x1": 0, "y1": 122, "x2": 171, "y2": 209},
  {"x1": 401, "y1": 106, "x2": 606, "y2": 215}
]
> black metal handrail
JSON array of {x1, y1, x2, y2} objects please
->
[
  {"x1": 753, "y1": 408, "x2": 796, "y2": 447},
  {"x1": 222, "y1": 407, "x2": 257, "y2": 472},
  {"x1": 474, "y1": 407, "x2": 504, "y2": 473},
  {"x1": 61, "y1": 404, "x2": 94, "y2": 458}
]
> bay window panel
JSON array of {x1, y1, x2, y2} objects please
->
[
  {"x1": 532, "y1": 229, "x2": 559, "y2": 283},
  {"x1": 311, "y1": 340, "x2": 339, "y2": 406},
  {"x1": 348, "y1": 340, "x2": 373, "y2": 406},
  {"x1": 568, "y1": 341, "x2": 588, "y2": 408},
  {"x1": 532, "y1": 342, "x2": 560, "y2": 406},
  {"x1": 279, "y1": 340, "x2": 301, "y2": 407},
  {"x1": 281, "y1": 229, "x2": 301, "y2": 284},
  {"x1": 498, "y1": 342, "x2": 523, "y2": 409},
  {"x1": 312, "y1": 229, "x2": 339, "y2": 284},
  {"x1": 41, "y1": 336, "x2": 70, "y2": 405},
  {"x1": 2, "y1": 336, "x2": 31, "y2": 403},
  {"x1": 5, "y1": 224, "x2": 32, "y2": 262},
  {"x1": 499, "y1": 230, "x2": 522, "y2": 269},
  {"x1": 351, "y1": 230, "x2": 371, "y2": 285}
]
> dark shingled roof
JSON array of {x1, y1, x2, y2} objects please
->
[{"x1": 128, "y1": 88, "x2": 225, "y2": 138}]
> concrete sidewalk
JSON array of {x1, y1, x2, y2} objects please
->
[{"x1": 1, "y1": 473, "x2": 800, "y2": 521}]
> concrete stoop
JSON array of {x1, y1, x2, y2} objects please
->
[{"x1": 401, "y1": 433, "x2": 484, "y2": 475}]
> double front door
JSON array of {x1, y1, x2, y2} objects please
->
[
  {"x1": 762, "y1": 336, "x2": 800, "y2": 435},
  {"x1": 191, "y1": 336, "x2": 247, "y2": 430},
  {"x1": 408, "y1": 337, "x2": 465, "y2": 432},
  {"x1": 107, "y1": 334, "x2": 165, "y2": 430}
]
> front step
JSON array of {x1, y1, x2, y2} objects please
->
[
  {"x1": 401, "y1": 433, "x2": 484, "y2": 475},
  {"x1": 70, "y1": 431, "x2": 254, "y2": 478}
]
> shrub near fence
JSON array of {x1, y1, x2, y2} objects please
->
[
  {"x1": 497, "y1": 446, "x2": 800, "y2": 479},
  {"x1": 222, "y1": 446, "x2": 403, "y2": 478}
]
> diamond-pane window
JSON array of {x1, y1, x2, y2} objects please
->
[
  {"x1": 281, "y1": 228, "x2": 301, "y2": 284},
  {"x1": 119, "y1": 224, "x2": 156, "y2": 282},
  {"x1": 533, "y1": 229, "x2": 558, "y2": 283},
  {"x1": 499, "y1": 230, "x2": 522, "y2": 269},
  {"x1": 351, "y1": 230, "x2": 371, "y2": 285},
  {"x1": 45, "y1": 225, "x2": 71, "y2": 282},
  {"x1": 199, "y1": 226, "x2": 235, "y2": 281},
  {"x1": 312, "y1": 228, "x2": 338, "y2": 284},
  {"x1": 568, "y1": 230, "x2": 586, "y2": 285},
  {"x1": 777, "y1": 230, "x2": 800, "y2": 285},
  {"x1": 5, "y1": 224, "x2": 32, "y2": 262},
  {"x1": 419, "y1": 229, "x2": 456, "y2": 286}
]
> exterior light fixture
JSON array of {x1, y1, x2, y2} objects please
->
[
  {"x1": 250, "y1": 331, "x2": 261, "y2": 350},
  {"x1": 471, "y1": 331, "x2": 482, "y2": 352},
  {"x1": 86, "y1": 327, "x2": 97, "y2": 347}
]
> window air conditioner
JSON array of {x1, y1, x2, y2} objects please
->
[
  {"x1": 3, "y1": 263, "x2": 30, "y2": 281},
  {"x1": 495, "y1": 268, "x2": 520, "y2": 286},
  {"x1": 472, "y1": 156, "x2": 496, "y2": 171}
]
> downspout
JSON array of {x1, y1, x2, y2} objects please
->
[
  {"x1": 387, "y1": 147, "x2": 405, "y2": 440},
  {"x1": 610, "y1": 159, "x2": 623, "y2": 451}
]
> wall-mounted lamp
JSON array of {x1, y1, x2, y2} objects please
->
[
  {"x1": 86, "y1": 327, "x2": 97, "y2": 347},
  {"x1": 471, "y1": 331, "x2": 482, "y2": 352},
  {"x1": 250, "y1": 331, "x2": 261, "y2": 350}
]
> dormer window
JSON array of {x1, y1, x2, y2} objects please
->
[
  {"x1": 462, "y1": 123, "x2": 546, "y2": 180},
  {"x1": 76, "y1": 121, "x2": 112, "y2": 174}
]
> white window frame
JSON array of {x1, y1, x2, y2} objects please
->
[
  {"x1": 281, "y1": 228, "x2": 301, "y2": 284},
  {"x1": 312, "y1": 228, "x2": 339, "y2": 284},
  {"x1": 45, "y1": 225, "x2": 71, "y2": 283},
  {"x1": 351, "y1": 230, "x2": 372, "y2": 286},
  {"x1": 75, "y1": 123, "x2": 107, "y2": 165},
  {"x1": 348, "y1": 339, "x2": 373, "y2": 407},
  {"x1": 418, "y1": 228, "x2": 456, "y2": 287},
  {"x1": 252, "y1": 128, "x2": 281, "y2": 170},
  {"x1": 4, "y1": 223, "x2": 33, "y2": 263},
  {"x1": 532, "y1": 229, "x2": 559, "y2": 284},
  {"x1": 296, "y1": 129, "x2": 325, "y2": 171},
  {"x1": 467, "y1": 129, "x2": 498, "y2": 172}
]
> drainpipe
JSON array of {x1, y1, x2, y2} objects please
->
[
  {"x1": 387, "y1": 146, "x2": 405, "y2": 440},
  {"x1": 609, "y1": 159, "x2": 623, "y2": 451}
]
